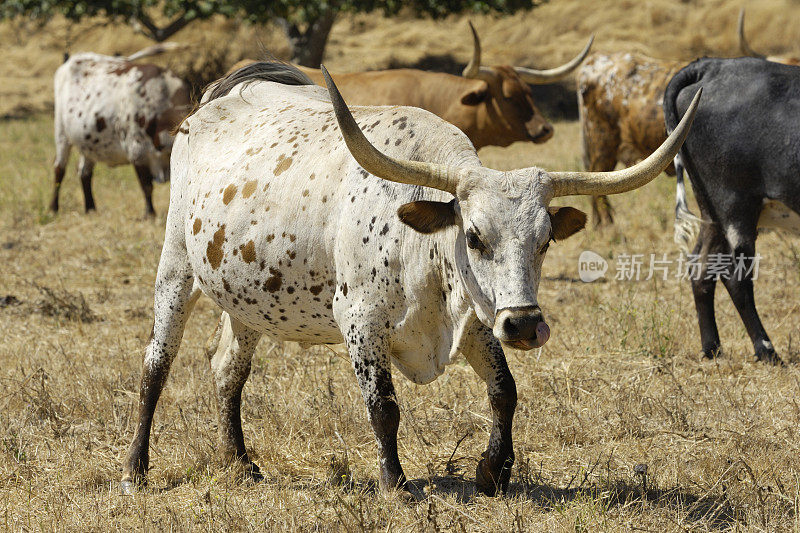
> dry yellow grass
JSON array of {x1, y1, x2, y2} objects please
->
[
  {"x1": 3, "y1": 112, "x2": 800, "y2": 529},
  {"x1": 4, "y1": 1, "x2": 800, "y2": 529}
]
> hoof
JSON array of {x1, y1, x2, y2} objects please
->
[
  {"x1": 120, "y1": 480, "x2": 138, "y2": 496},
  {"x1": 247, "y1": 462, "x2": 264, "y2": 482},
  {"x1": 755, "y1": 349, "x2": 783, "y2": 366},
  {"x1": 475, "y1": 459, "x2": 498, "y2": 496},
  {"x1": 701, "y1": 346, "x2": 722, "y2": 359},
  {"x1": 475, "y1": 457, "x2": 512, "y2": 497}
]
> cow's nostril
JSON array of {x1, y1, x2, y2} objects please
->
[
  {"x1": 503, "y1": 318, "x2": 520, "y2": 339},
  {"x1": 503, "y1": 314, "x2": 542, "y2": 341}
]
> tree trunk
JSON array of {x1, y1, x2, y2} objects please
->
[{"x1": 279, "y1": 11, "x2": 337, "y2": 68}]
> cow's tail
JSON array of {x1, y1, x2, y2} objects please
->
[
  {"x1": 126, "y1": 42, "x2": 187, "y2": 62},
  {"x1": 663, "y1": 61, "x2": 705, "y2": 253},
  {"x1": 672, "y1": 154, "x2": 702, "y2": 252}
]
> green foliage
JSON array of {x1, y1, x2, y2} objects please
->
[
  {"x1": 0, "y1": 0, "x2": 542, "y2": 65},
  {"x1": 1, "y1": 0, "x2": 540, "y2": 26}
]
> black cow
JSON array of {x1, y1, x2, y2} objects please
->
[{"x1": 664, "y1": 57, "x2": 800, "y2": 364}]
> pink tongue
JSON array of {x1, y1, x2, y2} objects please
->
[{"x1": 535, "y1": 322, "x2": 551, "y2": 347}]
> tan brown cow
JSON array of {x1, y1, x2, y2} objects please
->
[
  {"x1": 226, "y1": 23, "x2": 593, "y2": 149},
  {"x1": 738, "y1": 8, "x2": 800, "y2": 66}
]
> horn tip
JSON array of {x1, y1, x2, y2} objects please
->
[
  {"x1": 320, "y1": 65, "x2": 334, "y2": 89},
  {"x1": 468, "y1": 20, "x2": 479, "y2": 40}
]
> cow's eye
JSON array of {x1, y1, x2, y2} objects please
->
[{"x1": 465, "y1": 229, "x2": 486, "y2": 253}]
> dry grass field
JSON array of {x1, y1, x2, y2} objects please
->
[
  {"x1": 3, "y1": 114, "x2": 800, "y2": 530},
  {"x1": 4, "y1": 0, "x2": 800, "y2": 530}
]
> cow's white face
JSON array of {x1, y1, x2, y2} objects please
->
[{"x1": 398, "y1": 167, "x2": 586, "y2": 350}]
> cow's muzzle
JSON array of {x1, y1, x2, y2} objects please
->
[
  {"x1": 494, "y1": 306, "x2": 550, "y2": 350},
  {"x1": 528, "y1": 124, "x2": 553, "y2": 144}
]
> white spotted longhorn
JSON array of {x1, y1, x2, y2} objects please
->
[{"x1": 122, "y1": 61, "x2": 700, "y2": 497}]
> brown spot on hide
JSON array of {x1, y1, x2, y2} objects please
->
[
  {"x1": 274, "y1": 155, "x2": 293, "y2": 176},
  {"x1": 193, "y1": 218, "x2": 202, "y2": 235},
  {"x1": 242, "y1": 180, "x2": 257, "y2": 198},
  {"x1": 309, "y1": 284, "x2": 324, "y2": 295},
  {"x1": 223, "y1": 184, "x2": 238, "y2": 205},
  {"x1": 240, "y1": 240, "x2": 256, "y2": 263},
  {"x1": 264, "y1": 267, "x2": 282, "y2": 292},
  {"x1": 206, "y1": 225, "x2": 226, "y2": 269}
]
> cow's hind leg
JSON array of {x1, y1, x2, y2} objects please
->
[
  {"x1": 341, "y1": 312, "x2": 406, "y2": 494},
  {"x1": 134, "y1": 164, "x2": 156, "y2": 217},
  {"x1": 121, "y1": 246, "x2": 199, "y2": 492},
  {"x1": 691, "y1": 222, "x2": 724, "y2": 358},
  {"x1": 462, "y1": 321, "x2": 517, "y2": 496},
  {"x1": 50, "y1": 140, "x2": 71, "y2": 212},
  {"x1": 78, "y1": 156, "x2": 96, "y2": 212},
  {"x1": 205, "y1": 312, "x2": 263, "y2": 479},
  {"x1": 580, "y1": 105, "x2": 618, "y2": 227},
  {"x1": 720, "y1": 223, "x2": 780, "y2": 364}
]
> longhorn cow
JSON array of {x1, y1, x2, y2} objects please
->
[{"x1": 121, "y1": 61, "x2": 699, "y2": 496}]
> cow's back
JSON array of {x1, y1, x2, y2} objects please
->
[
  {"x1": 578, "y1": 53, "x2": 683, "y2": 166},
  {"x1": 668, "y1": 57, "x2": 800, "y2": 203},
  {"x1": 54, "y1": 53, "x2": 186, "y2": 168}
]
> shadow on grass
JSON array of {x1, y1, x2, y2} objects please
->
[{"x1": 405, "y1": 475, "x2": 741, "y2": 529}]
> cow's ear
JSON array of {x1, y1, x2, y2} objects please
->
[
  {"x1": 461, "y1": 86, "x2": 488, "y2": 106},
  {"x1": 548, "y1": 206, "x2": 587, "y2": 240},
  {"x1": 398, "y1": 200, "x2": 456, "y2": 233}
]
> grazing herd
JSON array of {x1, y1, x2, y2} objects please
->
[{"x1": 45, "y1": 14, "x2": 800, "y2": 497}]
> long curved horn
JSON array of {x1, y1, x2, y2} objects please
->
[
  {"x1": 548, "y1": 88, "x2": 702, "y2": 197},
  {"x1": 321, "y1": 66, "x2": 460, "y2": 195},
  {"x1": 462, "y1": 21, "x2": 495, "y2": 81},
  {"x1": 514, "y1": 35, "x2": 595, "y2": 84},
  {"x1": 738, "y1": 8, "x2": 766, "y2": 59}
]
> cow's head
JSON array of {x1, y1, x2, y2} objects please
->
[
  {"x1": 459, "y1": 22, "x2": 593, "y2": 148},
  {"x1": 144, "y1": 74, "x2": 191, "y2": 183},
  {"x1": 323, "y1": 67, "x2": 702, "y2": 351}
]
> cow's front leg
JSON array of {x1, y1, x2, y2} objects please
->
[
  {"x1": 343, "y1": 318, "x2": 406, "y2": 493},
  {"x1": 205, "y1": 312, "x2": 263, "y2": 479},
  {"x1": 462, "y1": 322, "x2": 517, "y2": 496}
]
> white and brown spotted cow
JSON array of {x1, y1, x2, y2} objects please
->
[
  {"x1": 581, "y1": 11, "x2": 800, "y2": 227},
  {"x1": 121, "y1": 61, "x2": 699, "y2": 497},
  {"x1": 51, "y1": 44, "x2": 190, "y2": 216},
  {"x1": 577, "y1": 53, "x2": 685, "y2": 226}
]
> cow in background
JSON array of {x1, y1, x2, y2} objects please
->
[
  {"x1": 226, "y1": 23, "x2": 594, "y2": 149},
  {"x1": 667, "y1": 57, "x2": 800, "y2": 365},
  {"x1": 577, "y1": 53, "x2": 684, "y2": 226},
  {"x1": 52, "y1": 43, "x2": 190, "y2": 216}
]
